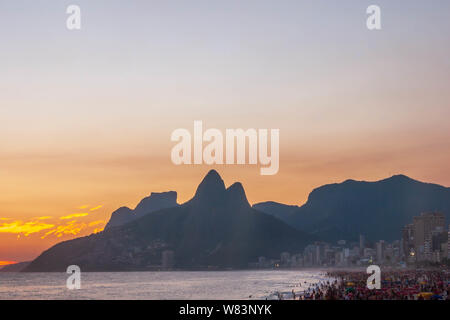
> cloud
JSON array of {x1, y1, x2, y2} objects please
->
[
  {"x1": 88, "y1": 220, "x2": 105, "y2": 227},
  {"x1": 0, "y1": 221, "x2": 55, "y2": 236},
  {"x1": 1, "y1": 204, "x2": 106, "y2": 240},
  {"x1": 78, "y1": 205, "x2": 89, "y2": 209},
  {"x1": 41, "y1": 220, "x2": 88, "y2": 239},
  {"x1": 60, "y1": 213, "x2": 89, "y2": 220},
  {"x1": 93, "y1": 227, "x2": 104, "y2": 234},
  {"x1": 90, "y1": 220, "x2": 105, "y2": 234}
]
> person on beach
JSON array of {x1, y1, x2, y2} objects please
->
[{"x1": 321, "y1": 269, "x2": 450, "y2": 300}]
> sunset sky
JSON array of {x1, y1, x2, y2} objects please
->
[{"x1": 1, "y1": 0, "x2": 450, "y2": 263}]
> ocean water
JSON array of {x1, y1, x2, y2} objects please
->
[{"x1": 0, "y1": 270, "x2": 332, "y2": 300}]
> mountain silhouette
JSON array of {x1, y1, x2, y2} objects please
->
[
  {"x1": 0, "y1": 261, "x2": 30, "y2": 272},
  {"x1": 105, "y1": 191, "x2": 178, "y2": 230},
  {"x1": 254, "y1": 174, "x2": 450, "y2": 242},
  {"x1": 24, "y1": 170, "x2": 311, "y2": 271},
  {"x1": 191, "y1": 169, "x2": 227, "y2": 205}
]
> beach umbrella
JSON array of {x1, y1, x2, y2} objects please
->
[{"x1": 418, "y1": 292, "x2": 433, "y2": 300}]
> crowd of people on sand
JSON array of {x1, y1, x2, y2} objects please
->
[{"x1": 273, "y1": 269, "x2": 450, "y2": 300}]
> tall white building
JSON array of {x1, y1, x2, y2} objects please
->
[
  {"x1": 376, "y1": 240, "x2": 385, "y2": 263},
  {"x1": 359, "y1": 234, "x2": 365, "y2": 255}
]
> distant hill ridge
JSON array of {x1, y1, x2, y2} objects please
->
[
  {"x1": 0, "y1": 261, "x2": 30, "y2": 272},
  {"x1": 253, "y1": 174, "x2": 450, "y2": 241},
  {"x1": 105, "y1": 191, "x2": 178, "y2": 230}
]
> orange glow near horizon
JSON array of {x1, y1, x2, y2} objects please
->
[
  {"x1": 0, "y1": 261, "x2": 17, "y2": 266},
  {"x1": 0, "y1": 203, "x2": 108, "y2": 262},
  {"x1": 2, "y1": 157, "x2": 450, "y2": 263}
]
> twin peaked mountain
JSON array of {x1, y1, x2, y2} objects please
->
[
  {"x1": 25, "y1": 170, "x2": 310, "y2": 271},
  {"x1": 24, "y1": 171, "x2": 450, "y2": 271}
]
